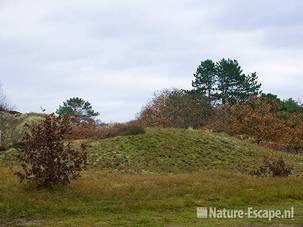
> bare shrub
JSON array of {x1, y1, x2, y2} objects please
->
[
  {"x1": 0, "y1": 82, "x2": 11, "y2": 111},
  {"x1": 15, "y1": 114, "x2": 88, "y2": 187},
  {"x1": 139, "y1": 89, "x2": 212, "y2": 128}
]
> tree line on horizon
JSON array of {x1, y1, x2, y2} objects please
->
[{"x1": 1, "y1": 58, "x2": 303, "y2": 154}]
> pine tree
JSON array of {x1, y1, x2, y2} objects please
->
[
  {"x1": 243, "y1": 72, "x2": 262, "y2": 98},
  {"x1": 215, "y1": 59, "x2": 246, "y2": 104},
  {"x1": 56, "y1": 97, "x2": 99, "y2": 123},
  {"x1": 192, "y1": 58, "x2": 262, "y2": 105},
  {"x1": 192, "y1": 59, "x2": 216, "y2": 103}
]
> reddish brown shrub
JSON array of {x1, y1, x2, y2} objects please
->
[
  {"x1": 207, "y1": 105, "x2": 241, "y2": 134},
  {"x1": 67, "y1": 119, "x2": 100, "y2": 140},
  {"x1": 283, "y1": 113, "x2": 303, "y2": 153},
  {"x1": 15, "y1": 114, "x2": 88, "y2": 187},
  {"x1": 209, "y1": 96, "x2": 285, "y2": 144}
]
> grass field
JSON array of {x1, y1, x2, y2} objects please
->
[{"x1": 1, "y1": 128, "x2": 303, "y2": 226}]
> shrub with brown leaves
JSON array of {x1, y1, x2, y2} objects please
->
[
  {"x1": 67, "y1": 119, "x2": 100, "y2": 140},
  {"x1": 284, "y1": 113, "x2": 303, "y2": 153},
  {"x1": 208, "y1": 96, "x2": 303, "y2": 153},
  {"x1": 15, "y1": 114, "x2": 88, "y2": 187},
  {"x1": 209, "y1": 96, "x2": 285, "y2": 144}
]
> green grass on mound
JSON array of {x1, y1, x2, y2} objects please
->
[
  {"x1": 1, "y1": 127, "x2": 302, "y2": 173},
  {"x1": 88, "y1": 128, "x2": 303, "y2": 174}
]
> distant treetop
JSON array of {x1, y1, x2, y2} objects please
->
[{"x1": 56, "y1": 97, "x2": 99, "y2": 123}]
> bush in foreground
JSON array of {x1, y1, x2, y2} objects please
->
[{"x1": 15, "y1": 114, "x2": 88, "y2": 187}]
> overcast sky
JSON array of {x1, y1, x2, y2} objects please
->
[{"x1": 1, "y1": 0, "x2": 302, "y2": 122}]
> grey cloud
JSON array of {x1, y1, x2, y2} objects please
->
[
  {"x1": 212, "y1": 0, "x2": 303, "y2": 48},
  {"x1": 215, "y1": 0, "x2": 303, "y2": 30}
]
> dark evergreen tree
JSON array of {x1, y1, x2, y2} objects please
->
[
  {"x1": 215, "y1": 59, "x2": 246, "y2": 104},
  {"x1": 192, "y1": 58, "x2": 262, "y2": 104},
  {"x1": 243, "y1": 72, "x2": 262, "y2": 98},
  {"x1": 192, "y1": 59, "x2": 216, "y2": 103}
]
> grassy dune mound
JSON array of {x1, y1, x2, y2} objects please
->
[
  {"x1": 88, "y1": 128, "x2": 302, "y2": 173},
  {"x1": 1, "y1": 127, "x2": 302, "y2": 173}
]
